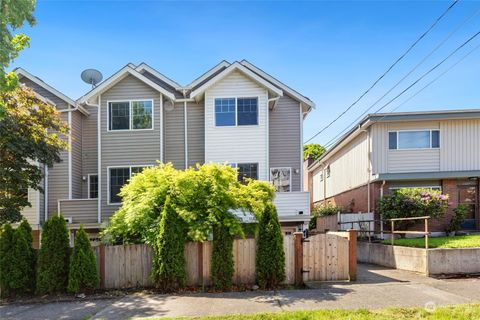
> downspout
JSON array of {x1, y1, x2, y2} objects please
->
[
  {"x1": 182, "y1": 89, "x2": 188, "y2": 169},
  {"x1": 380, "y1": 180, "x2": 386, "y2": 239}
]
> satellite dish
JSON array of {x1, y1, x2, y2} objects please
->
[
  {"x1": 164, "y1": 100, "x2": 174, "y2": 112},
  {"x1": 81, "y1": 69, "x2": 103, "y2": 88}
]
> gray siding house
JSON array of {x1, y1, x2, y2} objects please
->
[{"x1": 15, "y1": 60, "x2": 315, "y2": 243}]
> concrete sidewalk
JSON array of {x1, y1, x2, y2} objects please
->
[{"x1": 2, "y1": 264, "x2": 479, "y2": 320}]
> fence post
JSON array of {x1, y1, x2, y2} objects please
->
[
  {"x1": 347, "y1": 229, "x2": 357, "y2": 281},
  {"x1": 294, "y1": 232, "x2": 304, "y2": 286},
  {"x1": 99, "y1": 244, "x2": 106, "y2": 289},
  {"x1": 198, "y1": 242, "x2": 204, "y2": 290},
  {"x1": 390, "y1": 220, "x2": 395, "y2": 246}
]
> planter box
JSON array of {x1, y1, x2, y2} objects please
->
[{"x1": 357, "y1": 242, "x2": 480, "y2": 275}]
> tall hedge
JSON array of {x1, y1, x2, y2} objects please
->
[
  {"x1": 18, "y1": 219, "x2": 36, "y2": 289},
  {"x1": 151, "y1": 196, "x2": 187, "y2": 291},
  {"x1": 67, "y1": 226, "x2": 99, "y2": 293},
  {"x1": 256, "y1": 203, "x2": 285, "y2": 289},
  {"x1": 0, "y1": 223, "x2": 35, "y2": 297},
  {"x1": 211, "y1": 224, "x2": 234, "y2": 291},
  {"x1": 0, "y1": 224, "x2": 15, "y2": 297},
  {"x1": 36, "y1": 215, "x2": 70, "y2": 294}
]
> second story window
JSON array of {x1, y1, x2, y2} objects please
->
[
  {"x1": 108, "y1": 100, "x2": 153, "y2": 131},
  {"x1": 389, "y1": 130, "x2": 440, "y2": 150},
  {"x1": 109, "y1": 166, "x2": 150, "y2": 204},
  {"x1": 270, "y1": 168, "x2": 291, "y2": 192},
  {"x1": 214, "y1": 97, "x2": 258, "y2": 127}
]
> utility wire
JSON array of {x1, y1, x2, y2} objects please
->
[
  {"x1": 322, "y1": 6, "x2": 480, "y2": 148},
  {"x1": 323, "y1": 36, "x2": 480, "y2": 149},
  {"x1": 304, "y1": 0, "x2": 460, "y2": 144}
]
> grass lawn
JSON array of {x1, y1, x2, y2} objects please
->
[
  {"x1": 382, "y1": 234, "x2": 480, "y2": 248},
  {"x1": 158, "y1": 304, "x2": 480, "y2": 320}
]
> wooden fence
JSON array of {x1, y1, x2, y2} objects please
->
[{"x1": 94, "y1": 232, "x2": 356, "y2": 289}]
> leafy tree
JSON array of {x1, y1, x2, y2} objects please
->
[
  {"x1": 151, "y1": 196, "x2": 187, "y2": 291},
  {"x1": 256, "y1": 203, "x2": 285, "y2": 289},
  {"x1": 104, "y1": 163, "x2": 275, "y2": 244},
  {"x1": 67, "y1": 226, "x2": 99, "y2": 293},
  {"x1": 36, "y1": 215, "x2": 70, "y2": 294},
  {"x1": 211, "y1": 225, "x2": 234, "y2": 291},
  {"x1": 0, "y1": 87, "x2": 69, "y2": 224},
  {"x1": 17, "y1": 219, "x2": 36, "y2": 290},
  {"x1": 0, "y1": 0, "x2": 36, "y2": 93},
  {"x1": 378, "y1": 188, "x2": 449, "y2": 233},
  {"x1": 303, "y1": 143, "x2": 326, "y2": 161}
]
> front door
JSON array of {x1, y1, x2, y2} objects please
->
[{"x1": 458, "y1": 184, "x2": 478, "y2": 230}]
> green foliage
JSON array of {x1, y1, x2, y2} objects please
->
[
  {"x1": 303, "y1": 143, "x2": 326, "y2": 161},
  {"x1": 0, "y1": 87, "x2": 69, "y2": 224},
  {"x1": 211, "y1": 225, "x2": 234, "y2": 291},
  {"x1": 446, "y1": 204, "x2": 469, "y2": 234},
  {"x1": 0, "y1": 222, "x2": 35, "y2": 297},
  {"x1": 36, "y1": 215, "x2": 70, "y2": 295},
  {"x1": 0, "y1": 0, "x2": 37, "y2": 116},
  {"x1": 309, "y1": 205, "x2": 342, "y2": 229},
  {"x1": 151, "y1": 196, "x2": 187, "y2": 291},
  {"x1": 378, "y1": 188, "x2": 449, "y2": 230},
  {"x1": 256, "y1": 203, "x2": 285, "y2": 289},
  {"x1": 17, "y1": 219, "x2": 36, "y2": 290},
  {"x1": 104, "y1": 163, "x2": 275, "y2": 244},
  {"x1": 67, "y1": 226, "x2": 99, "y2": 293}
]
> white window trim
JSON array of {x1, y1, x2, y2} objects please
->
[
  {"x1": 270, "y1": 167, "x2": 292, "y2": 193},
  {"x1": 87, "y1": 174, "x2": 98, "y2": 199},
  {"x1": 388, "y1": 129, "x2": 440, "y2": 150},
  {"x1": 389, "y1": 186, "x2": 442, "y2": 191},
  {"x1": 107, "y1": 99, "x2": 154, "y2": 132},
  {"x1": 107, "y1": 165, "x2": 153, "y2": 205},
  {"x1": 213, "y1": 96, "x2": 259, "y2": 127}
]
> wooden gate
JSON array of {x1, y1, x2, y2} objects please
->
[{"x1": 302, "y1": 233, "x2": 350, "y2": 281}]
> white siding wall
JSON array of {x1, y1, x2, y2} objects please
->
[
  {"x1": 372, "y1": 120, "x2": 480, "y2": 174},
  {"x1": 440, "y1": 119, "x2": 480, "y2": 171},
  {"x1": 274, "y1": 192, "x2": 310, "y2": 218},
  {"x1": 312, "y1": 167, "x2": 324, "y2": 203},
  {"x1": 21, "y1": 189, "x2": 40, "y2": 226},
  {"x1": 204, "y1": 71, "x2": 268, "y2": 180}
]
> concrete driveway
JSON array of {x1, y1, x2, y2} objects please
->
[{"x1": 2, "y1": 264, "x2": 479, "y2": 320}]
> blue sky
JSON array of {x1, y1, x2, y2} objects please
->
[{"x1": 11, "y1": 0, "x2": 480, "y2": 146}]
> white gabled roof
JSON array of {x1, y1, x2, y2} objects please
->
[
  {"x1": 186, "y1": 60, "x2": 231, "y2": 89},
  {"x1": 240, "y1": 60, "x2": 315, "y2": 112},
  {"x1": 189, "y1": 61, "x2": 283, "y2": 100},
  {"x1": 135, "y1": 63, "x2": 181, "y2": 89},
  {"x1": 78, "y1": 65, "x2": 176, "y2": 104}
]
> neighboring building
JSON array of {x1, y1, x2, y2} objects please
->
[
  {"x1": 307, "y1": 110, "x2": 480, "y2": 232},
  {"x1": 15, "y1": 60, "x2": 314, "y2": 244}
]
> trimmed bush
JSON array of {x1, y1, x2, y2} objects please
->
[
  {"x1": 0, "y1": 224, "x2": 15, "y2": 297},
  {"x1": 36, "y1": 215, "x2": 70, "y2": 295},
  {"x1": 0, "y1": 223, "x2": 35, "y2": 297},
  {"x1": 211, "y1": 224, "x2": 234, "y2": 291},
  {"x1": 256, "y1": 203, "x2": 285, "y2": 289},
  {"x1": 67, "y1": 226, "x2": 99, "y2": 293},
  {"x1": 18, "y1": 219, "x2": 36, "y2": 290},
  {"x1": 151, "y1": 196, "x2": 187, "y2": 291}
]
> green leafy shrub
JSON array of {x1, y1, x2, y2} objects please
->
[
  {"x1": 17, "y1": 219, "x2": 36, "y2": 290},
  {"x1": 151, "y1": 196, "x2": 187, "y2": 291},
  {"x1": 211, "y1": 225, "x2": 234, "y2": 291},
  {"x1": 446, "y1": 204, "x2": 469, "y2": 234},
  {"x1": 67, "y1": 226, "x2": 99, "y2": 293},
  {"x1": 0, "y1": 222, "x2": 35, "y2": 297},
  {"x1": 309, "y1": 205, "x2": 342, "y2": 229},
  {"x1": 378, "y1": 188, "x2": 449, "y2": 231},
  {"x1": 36, "y1": 215, "x2": 70, "y2": 295},
  {"x1": 256, "y1": 203, "x2": 285, "y2": 289}
]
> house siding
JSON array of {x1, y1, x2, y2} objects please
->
[
  {"x1": 48, "y1": 112, "x2": 69, "y2": 215},
  {"x1": 18, "y1": 77, "x2": 70, "y2": 110},
  {"x1": 440, "y1": 119, "x2": 480, "y2": 171},
  {"x1": 164, "y1": 102, "x2": 185, "y2": 169},
  {"x1": 22, "y1": 189, "x2": 40, "y2": 226},
  {"x1": 71, "y1": 111, "x2": 83, "y2": 198},
  {"x1": 59, "y1": 199, "x2": 98, "y2": 224},
  {"x1": 100, "y1": 75, "x2": 161, "y2": 220},
  {"x1": 81, "y1": 105, "x2": 98, "y2": 197},
  {"x1": 187, "y1": 102, "x2": 205, "y2": 167},
  {"x1": 204, "y1": 71, "x2": 268, "y2": 180},
  {"x1": 269, "y1": 94, "x2": 301, "y2": 191}
]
